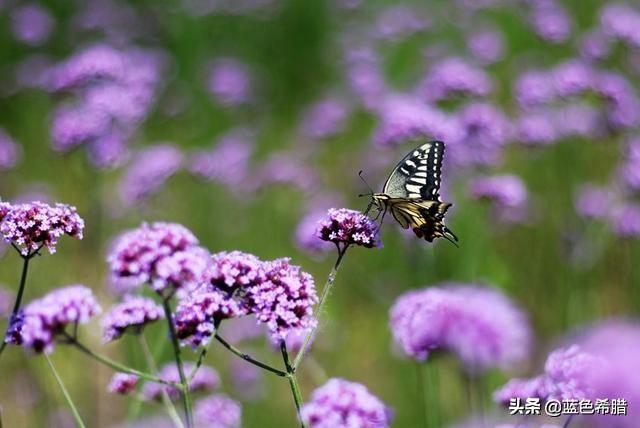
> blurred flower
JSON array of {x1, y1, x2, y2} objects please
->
[
  {"x1": 580, "y1": 29, "x2": 612, "y2": 61},
  {"x1": 0, "y1": 286, "x2": 12, "y2": 318},
  {"x1": 207, "y1": 58, "x2": 252, "y2": 106},
  {"x1": 467, "y1": 28, "x2": 504, "y2": 64},
  {"x1": 229, "y1": 357, "x2": 264, "y2": 400},
  {"x1": 269, "y1": 327, "x2": 312, "y2": 353},
  {"x1": 295, "y1": 209, "x2": 335, "y2": 255},
  {"x1": 0, "y1": 201, "x2": 84, "y2": 256},
  {"x1": 189, "y1": 128, "x2": 254, "y2": 186},
  {"x1": 577, "y1": 320, "x2": 640, "y2": 426},
  {"x1": 108, "y1": 373, "x2": 139, "y2": 395},
  {"x1": 253, "y1": 152, "x2": 317, "y2": 191},
  {"x1": 46, "y1": 44, "x2": 126, "y2": 91},
  {"x1": 608, "y1": 203, "x2": 640, "y2": 237},
  {"x1": 528, "y1": 1, "x2": 571, "y2": 44},
  {"x1": 107, "y1": 222, "x2": 201, "y2": 293},
  {"x1": 194, "y1": 394, "x2": 242, "y2": 428},
  {"x1": 144, "y1": 363, "x2": 219, "y2": 402},
  {"x1": 599, "y1": 3, "x2": 640, "y2": 49},
  {"x1": 417, "y1": 57, "x2": 492, "y2": 102},
  {"x1": 102, "y1": 296, "x2": 164, "y2": 343},
  {"x1": 50, "y1": 105, "x2": 110, "y2": 152},
  {"x1": 389, "y1": 284, "x2": 531, "y2": 371},
  {"x1": 316, "y1": 208, "x2": 381, "y2": 248},
  {"x1": 10, "y1": 4, "x2": 54, "y2": 46},
  {"x1": 594, "y1": 72, "x2": 640, "y2": 130},
  {"x1": 344, "y1": 45, "x2": 387, "y2": 110},
  {"x1": 87, "y1": 130, "x2": 129, "y2": 169},
  {"x1": 468, "y1": 175, "x2": 528, "y2": 223},
  {"x1": 494, "y1": 345, "x2": 603, "y2": 405},
  {"x1": 0, "y1": 128, "x2": 21, "y2": 170},
  {"x1": 555, "y1": 103, "x2": 603, "y2": 138},
  {"x1": 574, "y1": 185, "x2": 614, "y2": 220},
  {"x1": 373, "y1": 6, "x2": 429, "y2": 41},
  {"x1": 7, "y1": 285, "x2": 101, "y2": 354},
  {"x1": 248, "y1": 258, "x2": 318, "y2": 340},
  {"x1": 175, "y1": 290, "x2": 243, "y2": 347},
  {"x1": 452, "y1": 102, "x2": 511, "y2": 166},
  {"x1": 301, "y1": 97, "x2": 350, "y2": 140},
  {"x1": 119, "y1": 144, "x2": 183, "y2": 208},
  {"x1": 300, "y1": 378, "x2": 392, "y2": 428},
  {"x1": 618, "y1": 137, "x2": 640, "y2": 192},
  {"x1": 551, "y1": 60, "x2": 594, "y2": 98},
  {"x1": 373, "y1": 94, "x2": 461, "y2": 147},
  {"x1": 515, "y1": 70, "x2": 555, "y2": 108},
  {"x1": 515, "y1": 110, "x2": 558, "y2": 145}
]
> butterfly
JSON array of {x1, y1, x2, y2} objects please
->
[{"x1": 368, "y1": 140, "x2": 458, "y2": 245}]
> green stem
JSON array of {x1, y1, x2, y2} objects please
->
[
  {"x1": 69, "y1": 338, "x2": 179, "y2": 387},
  {"x1": 138, "y1": 335, "x2": 185, "y2": 428},
  {"x1": 187, "y1": 337, "x2": 213, "y2": 382},
  {"x1": 0, "y1": 252, "x2": 33, "y2": 358},
  {"x1": 281, "y1": 341, "x2": 306, "y2": 428},
  {"x1": 163, "y1": 299, "x2": 193, "y2": 428},
  {"x1": 45, "y1": 354, "x2": 87, "y2": 428},
  {"x1": 418, "y1": 363, "x2": 439, "y2": 428},
  {"x1": 214, "y1": 332, "x2": 287, "y2": 377},
  {"x1": 293, "y1": 244, "x2": 349, "y2": 369}
]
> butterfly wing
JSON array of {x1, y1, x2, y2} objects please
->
[
  {"x1": 388, "y1": 199, "x2": 457, "y2": 243},
  {"x1": 382, "y1": 140, "x2": 445, "y2": 201}
]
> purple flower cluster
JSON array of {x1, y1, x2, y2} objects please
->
[
  {"x1": 107, "y1": 222, "x2": 205, "y2": 294},
  {"x1": 174, "y1": 291, "x2": 243, "y2": 347},
  {"x1": 300, "y1": 98, "x2": 350, "y2": 140},
  {"x1": 600, "y1": 4, "x2": 640, "y2": 50},
  {"x1": 390, "y1": 284, "x2": 531, "y2": 371},
  {"x1": 47, "y1": 44, "x2": 166, "y2": 168},
  {"x1": 300, "y1": 378, "x2": 392, "y2": 428},
  {"x1": 189, "y1": 129, "x2": 254, "y2": 187},
  {"x1": 316, "y1": 208, "x2": 380, "y2": 248},
  {"x1": 0, "y1": 128, "x2": 21, "y2": 170},
  {"x1": 101, "y1": 296, "x2": 164, "y2": 342},
  {"x1": 417, "y1": 57, "x2": 492, "y2": 102},
  {"x1": 528, "y1": 0, "x2": 572, "y2": 44},
  {"x1": 194, "y1": 394, "x2": 242, "y2": 428},
  {"x1": 248, "y1": 258, "x2": 318, "y2": 340},
  {"x1": 174, "y1": 251, "x2": 318, "y2": 344},
  {"x1": 373, "y1": 95, "x2": 460, "y2": 147},
  {"x1": 0, "y1": 201, "x2": 84, "y2": 256},
  {"x1": 207, "y1": 58, "x2": 253, "y2": 107},
  {"x1": 494, "y1": 345, "x2": 603, "y2": 405},
  {"x1": 108, "y1": 373, "x2": 139, "y2": 395},
  {"x1": 468, "y1": 175, "x2": 529, "y2": 223},
  {"x1": 143, "y1": 363, "x2": 220, "y2": 402},
  {"x1": 467, "y1": 28, "x2": 504, "y2": 64},
  {"x1": 7, "y1": 285, "x2": 101, "y2": 354},
  {"x1": 10, "y1": 4, "x2": 54, "y2": 46},
  {"x1": 119, "y1": 144, "x2": 184, "y2": 208},
  {"x1": 574, "y1": 184, "x2": 614, "y2": 220},
  {"x1": 344, "y1": 44, "x2": 387, "y2": 110}
]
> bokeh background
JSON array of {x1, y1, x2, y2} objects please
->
[{"x1": 1, "y1": 0, "x2": 640, "y2": 426}]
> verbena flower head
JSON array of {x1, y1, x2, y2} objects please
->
[
  {"x1": 300, "y1": 378, "x2": 392, "y2": 428},
  {"x1": 301, "y1": 97, "x2": 350, "y2": 140},
  {"x1": 248, "y1": 258, "x2": 318, "y2": 340},
  {"x1": 574, "y1": 185, "x2": 614, "y2": 220},
  {"x1": 417, "y1": 57, "x2": 492, "y2": 102},
  {"x1": 608, "y1": 203, "x2": 640, "y2": 238},
  {"x1": 207, "y1": 251, "x2": 265, "y2": 295},
  {"x1": 108, "y1": 373, "x2": 139, "y2": 395},
  {"x1": 467, "y1": 28, "x2": 504, "y2": 64},
  {"x1": 8, "y1": 285, "x2": 101, "y2": 354},
  {"x1": 515, "y1": 110, "x2": 558, "y2": 145},
  {"x1": 316, "y1": 208, "x2": 381, "y2": 248},
  {"x1": 107, "y1": 222, "x2": 202, "y2": 294},
  {"x1": 468, "y1": 175, "x2": 528, "y2": 223},
  {"x1": 10, "y1": 4, "x2": 54, "y2": 47},
  {"x1": 144, "y1": 363, "x2": 220, "y2": 402},
  {"x1": 152, "y1": 248, "x2": 210, "y2": 294},
  {"x1": 194, "y1": 394, "x2": 242, "y2": 428},
  {"x1": 119, "y1": 144, "x2": 183, "y2": 208},
  {"x1": 494, "y1": 345, "x2": 602, "y2": 405},
  {"x1": 528, "y1": 1, "x2": 571, "y2": 44},
  {"x1": 207, "y1": 58, "x2": 252, "y2": 107},
  {"x1": 46, "y1": 44, "x2": 125, "y2": 91},
  {"x1": 189, "y1": 128, "x2": 253, "y2": 186},
  {"x1": 174, "y1": 291, "x2": 243, "y2": 347},
  {"x1": 0, "y1": 128, "x2": 21, "y2": 171},
  {"x1": 0, "y1": 201, "x2": 84, "y2": 256},
  {"x1": 453, "y1": 102, "x2": 511, "y2": 166},
  {"x1": 102, "y1": 296, "x2": 164, "y2": 343},
  {"x1": 390, "y1": 284, "x2": 531, "y2": 372}
]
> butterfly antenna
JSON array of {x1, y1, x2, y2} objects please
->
[{"x1": 358, "y1": 170, "x2": 374, "y2": 197}]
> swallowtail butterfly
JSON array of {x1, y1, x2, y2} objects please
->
[{"x1": 371, "y1": 140, "x2": 458, "y2": 244}]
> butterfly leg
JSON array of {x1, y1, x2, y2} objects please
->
[{"x1": 375, "y1": 206, "x2": 388, "y2": 235}]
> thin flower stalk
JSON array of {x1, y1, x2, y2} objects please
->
[
  {"x1": 45, "y1": 354, "x2": 87, "y2": 428},
  {"x1": 281, "y1": 341, "x2": 306, "y2": 428},
  {"x1": 163, "y1": 299, "x2": 193, "y2": 428}
]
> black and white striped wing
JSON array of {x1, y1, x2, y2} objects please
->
[{"x1": 382, "y1": 141, "x2": 445, "y2": 201}]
